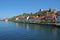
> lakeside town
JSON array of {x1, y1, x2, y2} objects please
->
[
  {"x1": 0, "y1": 0, "x2": 60, "y2": 40},
  {"x1": 4, "y1": 8, "x2": 60, "y2": 26}
]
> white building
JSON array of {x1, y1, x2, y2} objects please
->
[
  {"x1": 16, "y1": 16, "x2": 19, "y2": 20},
  {"x1": 5, "y1": 18, "x2": 9, "y2": 22},
  {"x1": 27, "y1": 16, "x2": 29, "y2": 20}
]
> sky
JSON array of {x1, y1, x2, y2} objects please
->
[{"x1": 0, "y1": 0, "x2": 60, "y2": 18}]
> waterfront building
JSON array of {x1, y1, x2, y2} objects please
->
[
  {"x1": 46, "y1": 14, "x2": 56, "y2": 20},
  {"x1": 40, "y1": 14, "x2": 57, "y2": 23},
  {"x1": 57, "y1": 16, "x2": 60, "y2": 23},
  {"x1": 57, "y1": 11, "x2": 60, "y2": 23},
  {"x1": 5, "y1": 18, "x2": 9, "y2": 22},
  {"x1": 27, "y1": 16, "x2": 29, "y2": 20},
  {"x1": 17, "y1": 16, "x2": 39, "y2": 20},
  {"x1": 16, "y1": 16, "x2": 19, "y2": 20}
]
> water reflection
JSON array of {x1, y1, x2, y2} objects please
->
[
  {"x1": 15, "y1": 23, "x2": 60, "y2": 40},
  {"x1": 26, "y1": 24, "x2": 29, "y2": 31},
  {"x1": 4, "y1": 21, "x2": 8, "y2": 26},
  {"x1": 52, "y1": 27, "x2": 57, "y2": 40},
  {"x1": 0, "y1": 21, "x2": 60, "y2": 40},
  {"x1": 15, "y1": 23, "x2": 54, "y2": 30},
  {"x1": 16, "y1": 23, "x2": 19, "y2": 27}
]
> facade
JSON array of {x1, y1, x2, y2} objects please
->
[
  {"x1": 46, "y1": 14, "x2": 56, "y2": 20},
  {"x1": 45, "y1": 16, "x2": 53, "y2": 20},
  {"x1": 27, "y1": 16, "x2": 29, "y2": 20},
  {"x1": 57, "y1": 11, "x2": 60, "y2": 23},
  {"x1": 15, "y1": 16, "x2": 39, "y2": 20},
  {"x1": 5, "y1": 18, "x2": 9, "y2": 22},
  {"x1": 57, "y1": 11, "x2": 60, "y2": 16},
  {"x1": 57, "y1": 16, "x2": 60, "y2": 23},
  {"x1": 18, "y1": 16, "x2": 27, "y2": 20},
  {"x1": 16, "y1": 16, "x2": 19, "y2": 20},
  {"x1": 40, "y1": 14, "x2": 57, "y2": 23},
  {"x1": 16, "y1": 18, "x2": 19, "y2": 20}
]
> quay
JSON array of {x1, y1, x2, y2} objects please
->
[
  {"x1": 38, "y1": 23, "x2": 60, "y2": 27},
  {"x1": 14, "y1": 20, "x2": 60, "y2": 26},
  {"x1": 55, "y1": 23, "x2": 60, "y2": 26}
]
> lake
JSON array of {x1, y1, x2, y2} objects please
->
[{"x1": 0, "y1": 21, "x2": 60, "y2": 40}]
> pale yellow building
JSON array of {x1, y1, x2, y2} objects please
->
[{"x1": 5, "y1": 18, "x2": 9, "y2": 22}]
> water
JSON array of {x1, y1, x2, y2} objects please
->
[{"x1": 0, "y1": 21, "x2": 60, "y2": 40}]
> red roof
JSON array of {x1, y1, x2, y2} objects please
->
[{"x1": 41, "y1": 14, "x2": 56, "y2": 20}]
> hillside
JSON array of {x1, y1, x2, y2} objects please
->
[{"x1": 9, "y1": 8, "x2": 58, "y2": 21}]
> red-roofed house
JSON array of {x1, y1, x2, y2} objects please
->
[{"x1": 40, "y1": 14, "x2": 57, "y2": 22}]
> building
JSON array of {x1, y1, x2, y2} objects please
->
[
  {"x1": 40, "y1": 14, "x2": 57, "y2": 23},
  {"x1": 27, "y1": 16, "x2": 29, "y2": 20},
  {"x1": 5, "y1": 18, "x2": 9, "y2": 22},
  {"x1": 57, "y1": 11, "x2": 60, "y2": 23},
  {"x1": 16, "y1": 16, "x2": 19, "y2": 20},
  {"x1": 46, "y1": 14, "x2": 56, "y2": 20}
]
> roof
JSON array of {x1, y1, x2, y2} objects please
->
[
  {"x1": 41, "y1": 14, "x2": 56, "y2": 20},
  {"x1": 46, "y1": 14, "x2": 56, "y2": 16}
]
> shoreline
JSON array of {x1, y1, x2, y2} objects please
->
[{"x1": 13, "y1": 20, "x2": 59, "y2": 26}]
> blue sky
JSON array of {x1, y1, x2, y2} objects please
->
[{"x1": 0, "y1": 0, "x2": 60, "y2": 18}]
